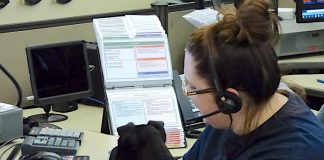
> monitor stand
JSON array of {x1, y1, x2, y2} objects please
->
[
  {"x1": 27, "y1": 104, "x2": 68, "y2": 123},
  {"x1": 272, "y1": 0, "x2": 283, "y2": 21}
]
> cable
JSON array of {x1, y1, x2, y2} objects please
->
[
  {"x1": 185, "y1": 123, "x2": 203, "y2": 139},
  {"x1": 211, "y1": 0, "x2": 218, "y2": 10},
  {"x1": 6, "y1": 144, "x2": 21, "y2": 160},
  {"x1": 228, "y1": 114, "x2": 233, "y2": 128},
  {"x1": 185, "y1": 129, "x2": 202, "y2": 139},
  {"x1": 86, "y1": 97, "x2": 105, "y2": 105},
  {"x1": 0, "y1": 136, "x2": 25, "y2": 150},
  {"x1": 0, "y1": 64, "x2": 23, "y2": 107},
  {"x1": 0, "y1": 144, "x2": 20, "y2": 160}
]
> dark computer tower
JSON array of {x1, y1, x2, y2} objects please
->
[{"x1": 79, "y1": 42, "x2": 106, "y2": 107}]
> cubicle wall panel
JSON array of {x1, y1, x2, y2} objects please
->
[
  {"x1": 0, "y1": 23, "x2": 96, "y2": 106},
  {"x1": 168, "y1": 10, "x2": 196, "y2": 74},
  {"x1": 0, "y1": 14, "x2": 195, "y2": 106},
  {"x1": 0, "y1": 0, "x2": 154, "y2": 27}
]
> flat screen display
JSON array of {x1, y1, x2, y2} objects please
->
[
  {"x1": 296, "y1": 0, "x2": 324, "y2": 23},
  {"x1": 26, "y1": 40, "x2": 92, "y2": 105}
]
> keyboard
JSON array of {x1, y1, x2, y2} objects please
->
[{"x1": 21, "y1": 127, "x2": 84, "y2": 156}]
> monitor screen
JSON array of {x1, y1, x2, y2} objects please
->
[
  {"x1": 26, "y1": 40, "x2": 92, "y2": 106},
  {"x1": 296, "y1": 0, "x2": 324, "y2": 23}
]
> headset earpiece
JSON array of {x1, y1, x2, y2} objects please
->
[
  {"x1": 208, "y1": 55, "x2": 242, "y2": 114},
  {"x1": 216, "y1": 91, "x2": 242, "y2": 114}
]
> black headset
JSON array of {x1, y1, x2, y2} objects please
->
[
  {"x1": 208, "y1": 56, "x2": 242, "y2": 114},
  {"x1": 185, "y1": 56, "x2": 243, "y2": 125},
  {"x1": 0, "y1": 0, "x2": 9, "y2": 8},
  {"x1": 20, "y1": 152, "x2": 63, "y2": 160}
]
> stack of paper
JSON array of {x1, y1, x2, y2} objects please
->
[
  {"x1": 93, "y1": 15, "x2": 186, "y2": 148},
  {"x1": 125, "y1": 15, "x2": 165, "y2": 37},
  {"x1": 93, "y1": 17, "x2": 131, "y2": 39},
  {"x1": 183, "y1": 8, "x2": 223, "y2": 28},
  {"x1": 94, "y1": 15, "x2": 165, "y2": 39}
]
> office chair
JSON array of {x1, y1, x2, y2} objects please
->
[{"x1": 317, "y1": 104, "x2": 324, "y2": 125}]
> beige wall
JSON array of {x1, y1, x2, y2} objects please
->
[
  {"x1": 0, "y1": 23, "x2": 96, "y2": 106},
  {"x1": 0, "y1": 0, "x2": 189, "y2": 106},
  {"x1": 0, "y1": 0, "x2": 155, "y2": 106},
  {"x1": 167, "y1": 0, "x2": 298, "y2": 74},
  {"x1": 0, "y1": 0, "x2": 297, "y2": 106},
  {"x1": 168, "y1": 9, "x2": 196, "y2": 74},
  {"x1": 0, "y1": 0, "x2": 154, "y2": 26},
  {"x1": 279, "y1": 0, "x2": 295, "y2": 8}
]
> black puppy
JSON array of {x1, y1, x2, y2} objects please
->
[{"x1": 109, "y1": 121, "x2": 174, "y2": 160}]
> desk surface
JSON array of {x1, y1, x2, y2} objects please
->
[
  {"x1": 278, "y1": 54, "x2": 324, "y2": 70},
  {"x1": 23, "y1": 104, "x2": 104, "y2": 132},
  {"x1": 0, "y1": 130, "x2": 194, "y2": 160},
  {"x1": 282, "y1": 74, "x2": 324, "y2": 97},
  {"x1": 19, "y1": 105, "x2": 193, "y2": 158}
]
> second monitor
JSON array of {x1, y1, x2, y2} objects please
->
[{"x1": 26, "y1": 40, "x2": 93, "y2": 123}]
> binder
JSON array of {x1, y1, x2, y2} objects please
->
[{"x1": 93, "y1": 15, "x2": 187, "y2": 148}]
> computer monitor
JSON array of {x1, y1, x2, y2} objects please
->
[
  {"x1": 26, "y1": 40, "x2": 93, "y2": 123},
  {"x1": 296, "y1": 0, "x2": 324, "y2": 23}
]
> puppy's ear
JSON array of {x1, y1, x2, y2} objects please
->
[
  {"x1": 109, "y1": 146, "x2": 118, "y2": 160},
  {"x1": 148, "y1": 120, "x2": 164, "y2": 128},
  {"x1": 117, "y1": 122, "x2": 135, "y2": 136},
  {"x1": 148, "y1": 120, "x2": 167, "y2": 142}
]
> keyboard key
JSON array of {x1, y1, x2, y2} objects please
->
[
  {"x1": 72, "y1": 132, "x2": 81, "y2": 138},
  {"x1": 53, "y1": 129, "x2": 62, "y2": 136},
  {"x1": 67, "y1": 140, "x2": 76, "y2": 148},
  {"x1": 47, "y1": 137, "x2": 55, "y2": 146},
  {"x1": 66, "y1": 131, "x2": 74, "y2": 138},
  {"x1": 61, "y1": 140, "x2": 68, "y2": 147},
  {"x1": 59, "y1": 130, "x2": 68, "y2": 137},
  {"x1": 33, "y1": 137, "x2": 48, "y2": 145}
]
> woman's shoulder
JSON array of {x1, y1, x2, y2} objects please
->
[{"x1": 248, "y1": 92, "x2": 324, "y2": 158}]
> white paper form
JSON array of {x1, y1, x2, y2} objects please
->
[
  {"x1": 101, "y1": 39, "x2": 171, "y2": 83},
  {"x1": 93, "y1": 15, "x2": 173, "y2": 88},
  {"x1": 93, "y1": 15, "x2": 186, "y2": 148},
  {"x1": 107, "y1": 87, "x2": 186, "y2": 148},
  {"x1": 93, "y1": 17, "x2": 132, "y2": 39},
  {"x1": 183, "y1": 8, "x2": 223, "y2": 28},
  {"x1": 125, "y1": 15, "x2": 165, "y2": 37}
]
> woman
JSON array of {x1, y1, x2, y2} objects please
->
[{"x1": 182, "y1": 0, "x2": 324, "y2": 159}]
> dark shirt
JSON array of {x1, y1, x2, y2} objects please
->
[{"x1": 183, "y1": 92, "x2": 324, "y2": 160}]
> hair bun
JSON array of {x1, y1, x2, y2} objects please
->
[{"x1": 235, "y1": 0, "x2": 279, "y2": 45}]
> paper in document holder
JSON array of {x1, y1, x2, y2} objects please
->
[{"x1": 93, "y1": 15, "x2": 186, "y2": 148}]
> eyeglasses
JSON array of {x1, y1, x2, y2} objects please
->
[{"x1": 182, "y1": 78, "x2": 215, "y2": 96}]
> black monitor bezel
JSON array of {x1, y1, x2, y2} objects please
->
[
  {"x1": 296, "y1": 0, "x2": 324, "y2": 23},
  {"x1": 26, "y1": 40, "x2": 93, "y2": 106}
]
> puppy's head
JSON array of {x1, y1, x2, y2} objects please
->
[
  {"x1": 111, "y1": 121, "x2": 169, "y2": 160},
  {"x1": 117, "y1": 121, "x2": 166, "y2": 149}
]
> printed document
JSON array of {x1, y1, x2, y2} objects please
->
[
  {"x1": 183, "y1": 8, "x2": 223, "y2": 28},
  {"x1": 93, "y1": 15, "x2": 187, "y2": 148},
  {"x1": 107, "y1": 87, "x2": 186, "y2": 148}
]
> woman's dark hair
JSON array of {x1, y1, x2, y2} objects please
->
[{"x1": 186, "y1": 0, "x2": 281, "y2": 132}]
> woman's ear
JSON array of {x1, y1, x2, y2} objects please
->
[{"x1": 226, "y1": 88, "x2": 240, "y2": 97}]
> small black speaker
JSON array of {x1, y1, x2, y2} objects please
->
[
  {"x1": 24, "y1": 0, "x2": 41, "y2": 6},
  {"x1": 56, "y1": 0, "x2": 71, "y2": 4},
  {"x1": 0, "y1": 0, "x2": 9, "y2": 9}
]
